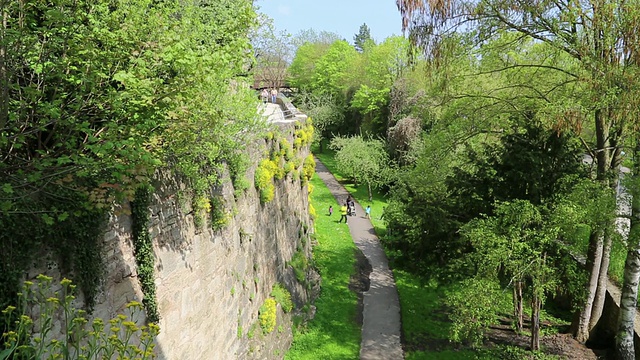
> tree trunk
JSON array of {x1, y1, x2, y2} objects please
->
[
  {"x1": 574, "y1": 107, "x2": 612, "y2": 342},
  {"x1": 575, "y1": 229, "x2": 604, "y2": 343},
  {"x1": 367, "y1": 181, "x2": 372, "y2": 202},
  {"x1": 616, "y1": 241, "x2": 640, "y2": 360},
  {"x1": 513, "y1": 281, "x2": 523, "y2": 333},
  {"x1": 0, "y1": 1, "x2": 8, "y2": 131},
  {"x1": 616, "y1": 140, "x2": 640, "y2": 360},
  {"x1": 531, "y1": 294, "x2": 541, "y2": 351},
  {"x1": 590, "y1": 231, "x2": 612, "y2": 330}
]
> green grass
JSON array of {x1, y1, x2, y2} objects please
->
[
  {"x1": 285, "y1": 173, "x2": 360, "y2": 360},
  {"x1": 314, "y1": 148, "x2": 388, "y2": 237}
]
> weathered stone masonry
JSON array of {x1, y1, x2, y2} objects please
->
[{"x1": 27, "y1": 120, "x2": 316, "y2": 360}]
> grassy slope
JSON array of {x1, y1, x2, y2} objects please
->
[{"x1": 285, "y1": 174, "x2": 360, "y2": 360}]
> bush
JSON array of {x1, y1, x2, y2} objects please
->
[
  {"x1": 446, "y1": 277, "x2": 502, "y2": 347},
  {"x1": 309, "y1": 203, "x2": 317, "y2": 220},
  {"x1": 289, "y1": 251, "x2": 309, "y2": 283},
  {"x1": 259, "y1": 298, "x2": 277, "y2": 334},
  {"x1": 255, "y1": 159, "x2": 278, "y2": 203},
  {"x1": 271, "y1": 284, "x2": 293, "y2": 313},
  {"x1": 284, "y1": 161, "x2": 296, "y2": 175},
  {"x1": 303, "y1": 155, "x2": 316, "y2": 182},
  {"x1": 210, "y1": 195, "x2": 227, "y2": 231}
]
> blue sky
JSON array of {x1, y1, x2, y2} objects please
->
[{"x1": 255, "y1": 0, "x2": 404, "y2": 43}]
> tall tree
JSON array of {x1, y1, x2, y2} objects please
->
[
  {"x1": 353, "y1": 23, "x2": 372, "y2": 52},
  {"x1": 396, "y1": 0, "x2": 640, "y2": 345},
  {"x1": 251, "y1": 13, "x2": 293, "y2": 89},
  {"x1": 329, "y1": 135, "x2": 391, "y2": 201}
]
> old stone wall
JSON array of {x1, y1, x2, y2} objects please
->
[{"x1": 26, "y1": 119, "x2": 316, "y2": 360}]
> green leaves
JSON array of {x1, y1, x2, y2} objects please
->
[
  {"x1": 329, "y1": 136, "x2": 390, "y2": 187},
  {"x1": 1, "y1": 184, "x2": 13, "y2": 195}
]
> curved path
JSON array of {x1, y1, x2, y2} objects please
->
[{"x1": 315, "y1": 159, "x2": 404, "y2": 360}]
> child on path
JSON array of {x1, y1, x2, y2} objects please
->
[
  {"x1": 365, "y1": 205, "x2": 371, "y2": 219},
  {"x1": 339, "y1": 203, "x2": 348, "y2": 223},
  {"x1": 329, "y1": 205, "x2": 333, "y2": 216}
]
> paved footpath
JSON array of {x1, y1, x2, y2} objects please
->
[{"x1": 315, "y1": 159, "x2": 404, "y2": 360}]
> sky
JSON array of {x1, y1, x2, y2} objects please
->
[{"x1": 255, "y1": 0, "x2": 405, "y2": 44}]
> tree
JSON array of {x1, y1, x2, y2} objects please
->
[
  {"x1": 251, "y1": 13, "x2": 293, "y2": 89},
  {"x1": 350, "y1": 36, "x2": 410, "y2": 136},
  {"x1": 616, "y1": 137, "x2": 640, "y2": 359},
  {"x1": 293, "y1": 92, "x2": 345, "y2": 152},
  {"x1": 461, "y1": 200, "x2": 558, "y2": 351},
  {"x1": 291, "y1": 29, "x2": 343, "y2": 49},
  {"x1": 397, "y1": 0, "x2": 640, "y2": 345},
  {"x1": 329, "y1": 136, "x2": 390, "y2": 201},
  {"x1": 353, "y1": 23, "x2": 372, "y2": 53},
  {"x1": 312, "y1": 40, "x2": 359, "y2": 96},
  {"x1": 288, "y1": 42, "x2": 331, "y2": 91}
]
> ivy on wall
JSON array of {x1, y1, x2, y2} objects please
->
[
  {"x1": 131, "y1": 186, "x2": 160, "y2": 323},
  {"x1": 0, "y1": 187, "x2": 107, "y2": 332}
]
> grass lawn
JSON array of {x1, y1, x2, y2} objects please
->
[
  {"x1": 285, "y1": 173, "x2": 360, "y2": 360},
  {"x1": 314, "y1": 149, "x2": 388, "y2": 237}
]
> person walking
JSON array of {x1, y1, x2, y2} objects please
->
[
  {"x1": 339, "y1": 203, "x2": 348, "y2": 223},
  {"x1": 261, "y1": 89, "x2": 268, "y2": 103},
  {"x1": 365, "y1": 205, "x2": 371, "y2": 219},
  {"x1": 270, "y1": 88, "x2": 278, "y2": 104}
]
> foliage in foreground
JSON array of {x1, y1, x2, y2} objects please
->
[
  {"x1": 286, "y1": 174, "x2": 360, "y2": 359},
  {"x1": 0, "y1": 276, "x2": 158, "y2": 360},
  {"x1": 0, "y1": 0, "x2": 261, "y2": 321}
]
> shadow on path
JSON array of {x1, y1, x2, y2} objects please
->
[{"x1": 315, "y1": 158, "x2": 404, "y2": 360}]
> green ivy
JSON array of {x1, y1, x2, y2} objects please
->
[
  {"x1": 0, "y1": 186, "x2": 106, "y2": 331},
  {"x1": 131, "y1": 186, "x2": 159, "y2": 323}
]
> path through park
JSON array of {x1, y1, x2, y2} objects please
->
[{"x1": 315, "y1": 159, "x2": 404, "y2": 360}]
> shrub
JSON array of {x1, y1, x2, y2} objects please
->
[
  {"x1": 288, "y1": 251, "x2": 309, "y2": 283},
  {"x1": 309, "y1": 203, "x2": 317, "y2": 220},
  {"x1": 255, "y1": 159, "x2": 278, "y2": 203},
  {"x1": 259, "y1": 298, "x2": 277, "y2": 334},
  {"x1": 210, "y1": 195, "x2": 228, "y2": 231},
  {"x1": 271, "y1": 283, "x2": 294, "y2": 313},
  {"x1": 293, "y1": 137, "x2": 303, "y2": 150},
  {"x1": 447, "y1": 277, "x2": 502, "y2": 347},
  {"x1": 284, "y1": 161, "x2": 295, "y2": 175},
  {"x1": 303, "y1": 155, "x2": 316, "y2": 182}
]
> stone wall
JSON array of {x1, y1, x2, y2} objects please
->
[{"x1": 26, "y1": 120, "x2": 316, "y2": 359}]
